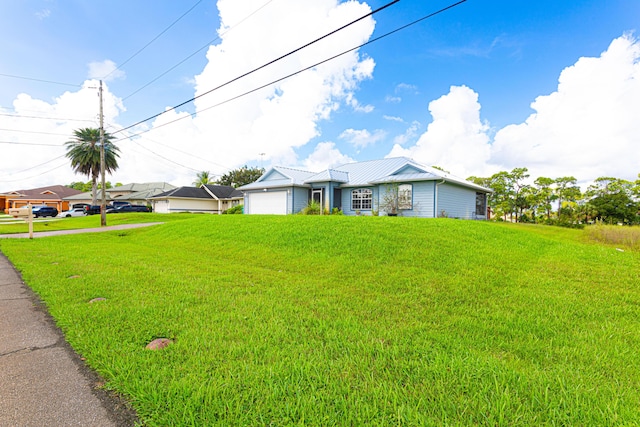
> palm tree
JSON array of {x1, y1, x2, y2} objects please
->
[
  {"x1": 193, "y1": 171, "x2": 214, "y2": 187},
  {"x1": 65, "y1": 128, "x2": 120, "y2": 205}
]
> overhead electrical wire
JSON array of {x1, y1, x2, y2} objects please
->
[
  {"x1": 121, "y1": 0, "x2": 277, "y2": 102},
  {"x1": 134, "y1": 134, "x2": 233, "y2": 171},
  {"x1": 0, "y1": 140, "x2": 64, "y2": 147},
  {"x1": 0, "y1": 161, "x2": 69, "y2": 184},
  {"x1": 102, "y1": 0, "x2": 205, "y2": 80},
  {"x1": 0, "y1": 128, "x2": 72, "y2": 137},
  {"x1": 0, "y1": 72, "x2": 81, "y2": 88},
  {"x1": 0, "y1": 154, "x2": 68, "y2": 178},
  {"x1": 0, "y1": 112, "x2": 96, "y2": 123},
  {"x1": 129, "y1": 140, "x2": 202, "y2": 173},
  {"x1": 116, "y1": 0, "x2": 467, "y2": 142},
  {"x1": 115, "y1": 0, "x2": 400, "y2": 135}
]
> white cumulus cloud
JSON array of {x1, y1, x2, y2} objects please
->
[
  {"x1": 389, "y1": 34, "x2": 640, "y2": 183},
  {"x1": 490, "y1": 33, "x2": 640, "y2": 182},
  {"x1": 87, "y1": 60, "x2": 126, "y2": 82},
  {"x1": 303, "y1": 141, "x2": 354, "y2": 171},
  {"x1": 339, "y1": 128, "x2": 386, "y2": 149},
  {"x1": 388, "y1": 85, "x2": 492, "y2": 177}
]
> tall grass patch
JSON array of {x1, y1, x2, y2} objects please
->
[
  {"x1": 585, "y1": 222, "x2": 640, "y2": 250},
  {"x1": 1, "y1": 216, "x2": 639, "y2": 426}
]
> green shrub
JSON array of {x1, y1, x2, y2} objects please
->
[
  {"x1": 300, "y1": 200, "x2": 321, "y2": 215},
  {"x1": 223, "y1": 204, "x2": 243, "y2": 214}
]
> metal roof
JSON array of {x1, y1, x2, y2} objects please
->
[
  {"x1": 305, "y1": 169, "x2": 349, "y2": 183},
  {"x1": 239, "y1": 157, "x2": 492, "y2": 193}
]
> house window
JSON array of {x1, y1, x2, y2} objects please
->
[
  {"x1": 398, "y1": 184, "x2": 412, "y2": 210},
  {"x1": 476, "y1": 192, "x2": 487, "y2": 216},
  {"x1": 351, "y1": 189, "x2": 372, "y2": 210}
]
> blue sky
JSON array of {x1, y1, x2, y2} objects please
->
[{"x1": 1, "y1": 0, "x2": 639, "y2": 190}]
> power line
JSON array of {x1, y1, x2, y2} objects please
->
[
  {"x1": 0, "y1": 160, "x2": 69, "y2": 184},
  {"x1": 115, "y1": 0, "x2": 400, "y2": 134},
  {"x1": 0, "y1": 72, "x2": 81, "y2": 88},
  {"x1": 116, "y1": 0, "x2": 467, "y2": 141},
  {"x1": 121, "y1": 0, "x2": 277, "y2": 102},
  {"x1": 0, "y1": 112, "x2": 96, "y2": 123},
  {"x1": 129, "y1": 140, "x2": 202, "y2": 173},
  {"x1": 0, "y1": 154, "x2": 67, "y2": 178},
  {"x1": 0, "y1": 140, "x2": 64, "y2": 147},
  {"x1": 0, "y1": 128, "x2": 71, "y2": 137},
  {"x1": 134, "y1": 134, "x2": 233, "y2": 171},
  {"x1": 102, "y1": 0, "x2": 205, "y2": 80}
]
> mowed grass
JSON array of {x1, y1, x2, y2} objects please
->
[
  {"x1": 1, "y1": 216, "x2": 639, "y2": 426},
  {"x1": 0, "y1": 212, "x2": 194, "y2": 234}
]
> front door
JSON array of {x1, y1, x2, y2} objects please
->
[{"x1": 312, "y1": 188, "x2": 323, "y2": 213}]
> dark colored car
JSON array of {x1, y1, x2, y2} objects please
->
[
  {"x1": 106, "y1": 205, "x2": 151, "y2": 213},
  {"x1": 86, "y1": 205, "x2": 102, "y2": 215},
  {"x1": 31, "y1": 206, "x2": 58, "y2": 218},
  {"x1": 111, "y1": 201, "x2": 132, "y2": 208}
]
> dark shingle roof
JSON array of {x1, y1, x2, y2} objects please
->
[
  {"x1": 150, "y1": 187, "x2": 212, "y2": 199},
  {"x1": 203, "y1": 185, "x2": 243, "y2": 199}
]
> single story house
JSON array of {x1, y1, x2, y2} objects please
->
[
  {"x1": 149, "y1": 184, "x2": 243, "y2": 214},
  {"x1": 1, "y1": 185, "x2": 83, "y2": 213},
  {"x1": 239, "y1": 157, "x2": 492, "y2": 219},
  {"x1": 63, "y1": 182, "x2": 176, "y2": 207}
]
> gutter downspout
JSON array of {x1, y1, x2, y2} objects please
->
[{"x1": 434, "y1": 179, "x2": 445, "y2": 218}]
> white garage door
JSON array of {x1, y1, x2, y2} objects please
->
[{"x1": 248, "y1": 191, "x2": 287, "y2": 214}]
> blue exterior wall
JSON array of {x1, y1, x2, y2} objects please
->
[
  {"x1": 341, "y1": 186, "x2": 379, "y2": 216},
  {"x1": 244, "y1": 181, "x2": 485, "y2": 218},
  {"x1": 292, "y1": 187, "x2": 309, "y2": 213},
  {"x1": 395, "y1": 181, "x2": 435, "y2": 218},
  {"x1": 437, "y1": 183, "x2": 478, "y2": 219}
]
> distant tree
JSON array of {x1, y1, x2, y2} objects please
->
[
  {"x1": 554, "y1": 177, "x2": 581, "y2": 222},
  {"x1": 585, "y1": 177, "x2": 638, "y2": 224},
  {"x1": 589, "y1": 192, "x2": 638, "y2": 224},
  {"x1": 217, "y1": 166, "x2": 264, "y2": 188},
  {"x1": 534, "y1": 177, "x2": 557, "y2": 221},
  {"x1": 65, "y1": 128, "x2": 119, "y2": 205},
  {"x1": 193, "y1": 171, "x2": 215, "y2": 187},
  {"x1": 68, "y1": 182, "x2": 91, "y2": 192},
  {"x1": 67, "y1": 181, "x2": 117, "y2": 192}
]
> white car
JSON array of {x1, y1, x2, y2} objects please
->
[{"x1": 57, "y1": 208, "x2": 87, "y2": 218}]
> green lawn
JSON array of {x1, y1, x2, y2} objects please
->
[
  {"x1": 0, "y1": 212, "x2": 194, "y2": 235},
  {"x1": 1, "y1": 216, "x2": 639, "y2": 426}
]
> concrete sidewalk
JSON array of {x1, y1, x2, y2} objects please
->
[
  {"x1": 0, "y1": 252, "x2": 138, "y2": 426},
  {"x1": 0, "y1": 222, "x2": 163, "y2": 239}
]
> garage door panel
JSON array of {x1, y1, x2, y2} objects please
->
[{"x1": 248, "y1": 191, "x2": 287, "y2": 214}]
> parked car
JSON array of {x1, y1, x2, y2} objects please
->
[
  {"x1": 31, "y1": 206, "x2": 58, "y2": 218},
  {"x1": 106, "y1": 205, "x2": 151, "y2": 213},
  {"x1": 72, "y1": 203, "x2": 91, "y2": 211},
  {"x1": 86, "y1": 205, "x2": 102, "y2": 215},
  {"x1": 111, "y1": 201, "x2": 132, "y2": 208},
  {"x1": 57, "y1": 208, "x2": 87, "y2": 218}
]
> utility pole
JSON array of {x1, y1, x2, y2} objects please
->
[{"x1": 99, "y1": 80, "x2": 107, "y2": 227}]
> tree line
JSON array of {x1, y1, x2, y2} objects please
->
[{"x1": 468, "y1": 168, "x2": 640, "y2": 226}]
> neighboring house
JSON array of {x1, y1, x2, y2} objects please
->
[
  {"x1": 1, "y1": 185, "x2": 83, "y2": 213},
  {"x1": 63, "y1": 182, "x2": 176, "y2": 207},
  {"x1": 239, "y1": 157, "x2": 492, "y2": 219},
  {"x1": 149, "y1": 184, "x2": 243, "y2": 214}
]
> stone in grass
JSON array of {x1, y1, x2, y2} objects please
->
[
  {"x1": 146, "y1": 338, "x2": 173, "y2": 350},
  {"x1": 89, "y1": 297, "x2": 106, "y2": 303},
  {"x1": 68, "y1": 275, "x2": 81, "y2": 279}
]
